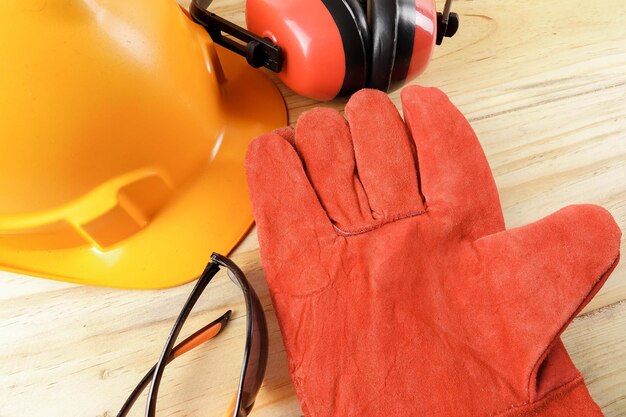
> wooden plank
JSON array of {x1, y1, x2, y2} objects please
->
[
  {"x1": 1, "y1": 0, "x2": 625, "y2": 416},
  {"x1": 565, "y1": 301, "x2": 626, "y2": 415}
]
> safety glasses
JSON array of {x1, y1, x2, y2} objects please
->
[{"x1": 117, "y1": 253, "x2": 269, "y2": 417}]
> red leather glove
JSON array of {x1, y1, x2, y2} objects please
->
[{"x1": 245, "y1": 87, "x2": 621, "y2": 416}]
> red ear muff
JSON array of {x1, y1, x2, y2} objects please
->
[
  {"x1": 246, "y1": 0, "x2": 368, "y2": 101},
  {"x1": 194, "y1": 0, "x2": 446, "y2": 101},
  {"x1": 244, "y1": 0, "x2": 342, "y2": 101}
]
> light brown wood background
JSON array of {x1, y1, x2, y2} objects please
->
[{"x1": 1, "y1": 0, "x2": 625, "y2": 415}]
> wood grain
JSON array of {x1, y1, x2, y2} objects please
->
[{"x1": 1, "y1": 0, "x2": 625, "y2": 415}]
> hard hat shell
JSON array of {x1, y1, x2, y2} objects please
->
[{"x1": 0, "y1": 0, "x2": 287, "y2": 288}]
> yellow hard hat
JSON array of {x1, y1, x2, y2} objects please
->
[{"x1": 0, "y1": 0, "x2": 286, "y2": 289}]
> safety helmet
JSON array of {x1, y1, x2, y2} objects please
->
[{"x1": 0, "y1": 0, "x2": 286, "y2": 288}]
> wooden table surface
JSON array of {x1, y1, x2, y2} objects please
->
[{"x1": 1, "y1": 1, "x2": 625, "y2": 415}]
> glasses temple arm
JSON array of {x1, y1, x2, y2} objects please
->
[
  {"x1": 116, "y1": 309, "x2": 232, "y2": 417},
  {"x1": 144, "y1": 262, "x2": 221, "y2": 417}
]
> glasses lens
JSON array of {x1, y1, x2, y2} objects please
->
[
  {"x1": 211, "y1": 253, "x2": 269, "y2": 417},
  {"x1": 239, "y1": 288, "x2": 268, "y2": 415}
]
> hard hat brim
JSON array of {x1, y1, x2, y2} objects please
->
[{"x1": 0, "y1": 47, "x2": 287, "y2": 289}]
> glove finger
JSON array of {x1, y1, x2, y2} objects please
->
[
  {"x1": 472, "y1": 204, "x2": 621, "y2": 400},
  {"x1": 246, "y1": 133, "x2": 334, "y2": 261},
  {"x1": 345, "y1": 89, "x2": 424, "y2": 221},
  {"x1": 293, "y1": 107, "x2": 373, "y2": 230},
  {"x1": 400, "y1": 86, "x2": 504, "y2": 237},
  {"x1": 272, "y1": 125, "x2": 296, "y2": 145}
]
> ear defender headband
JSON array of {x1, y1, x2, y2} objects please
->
[{"x1": 190, "y1": 0, "x2": 459, "y2": 101}]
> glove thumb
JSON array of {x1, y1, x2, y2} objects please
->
[{"x1": 473, "y1": 204, "x2": 620, "y2": 400}]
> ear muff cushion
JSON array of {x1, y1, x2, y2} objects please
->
[
  {"x1": 322, "y1": 0, "x2": 368, "y2": 95},
  {"x1": 389, "y1": 0, "x2": 417, "y2": 90},
  {"x1": 344, "y1": 0, "x2": 370, "y2": 55},
  {"x1": 368, "y1": 0, "x2": 398, "y2": 91}
]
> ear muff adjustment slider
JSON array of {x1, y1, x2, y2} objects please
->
[{"x1": 190, "y1": 1, "x2": 283, "y2": 72}]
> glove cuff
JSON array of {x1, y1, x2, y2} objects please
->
[{"x1": 498, "y1": 377, "x2": 603, "y2": 417}]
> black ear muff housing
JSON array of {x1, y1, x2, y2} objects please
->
[
  {"x1": 389, "y1": 0, "x2": 417, "y2": 91},
  {"x1": 322, "y1": 0, "x2": 369, "y2": 96},
  {"x1": 367, "y1": 0, "x2": 398, "y2": 91}
]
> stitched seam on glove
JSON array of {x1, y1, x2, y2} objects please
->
[
  {"x1": 332, "y1": 208, "x2": 427, "y2": 236},
  {"x1": 527, "y1": 253, "x2": 620, "y2": 400},
  {"x1": 493, "y1": 375, "x2": 585, "y2": 417}
]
